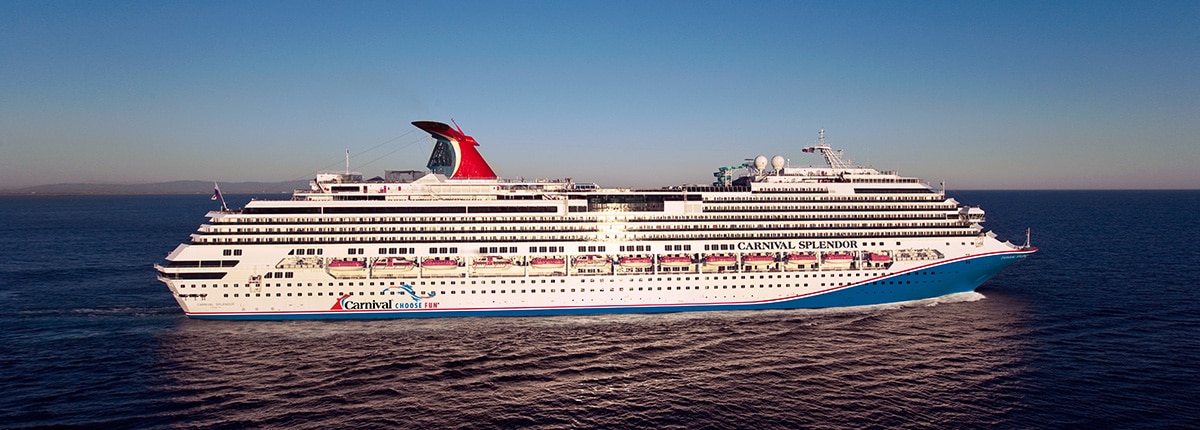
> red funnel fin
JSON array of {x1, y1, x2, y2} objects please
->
[{"x1": 412, "y1": 121, "x2": 498, "y2": 180}]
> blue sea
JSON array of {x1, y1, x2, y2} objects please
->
[{"x1": 1, "y1": 191, "x2": 1198, "y2": 429}]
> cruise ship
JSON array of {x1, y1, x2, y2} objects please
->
[{"x1": 157, "y1": 121, "x2": 1036, "y2": 320}]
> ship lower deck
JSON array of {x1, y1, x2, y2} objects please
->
[{"x1": 173, "y1": 249, "x2": 1034, "y2": 320}]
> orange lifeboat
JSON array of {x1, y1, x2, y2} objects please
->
[
  {"x1": 658, "y1": 256, "x2": 693, "y2": 267},
  {"x1": 743, "y1": 255, "x2": 776, "y2": 266},
  {"x1": 573, "y1": 255, "x2": 610, "y2": 268},
  {"x1": 619, "y1": 256, "x2": 653, "y2": 268},
  {"x1": 329, "y1": 259, "x2": 365, "y2": 271},
  {"x1": 822, "y1": 253, "x2": 854, "y2": 264},
  {"x1": 372, "y1": 257, "x2": 414, "y2": 273},
  {"x1": 472, "y1": 256, "x2": 512, "y2": 270},
  {"x1": 785, "y1": 253, "x2": 817, "y2": 265},
  {"x1": 422, "y1": 258, "x2": 458, "y2": 270},
  {"x1": 866, "y1": 253, "x2": 892, "y2": 262},
  {"x1": 530, "y1": 257, "x2": 566, "y2": 269},
  {"x1": 703, "y1": 255, "x2": 737, "y2": 267}
]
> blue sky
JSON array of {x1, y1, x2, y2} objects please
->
[{"x1": 2, "y1": 0, "x2": 1197, "y2": 189}]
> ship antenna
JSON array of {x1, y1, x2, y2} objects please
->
[
  {"x1": 451, "y1": 118, "x2": 464, "y2": 135},
  {"x1": 345, "y1": 148, "x2": 350, "y2": 175}
]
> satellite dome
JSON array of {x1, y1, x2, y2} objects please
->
[
  {"x1": 771, "y1": 155, "x2": 785, "y2": 172},
  {"x1": 754, "y1": 155, "x2": 768, "y2": 171}
]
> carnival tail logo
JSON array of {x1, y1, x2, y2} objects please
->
[
  {"x1": 383, "y1": 284, "x2": 436, "y2": 301},
  {"x1": 330, "y1": 293, "x2": 353, "y2": 310},
  {"x1": 412, "y1": 120, "x2": 497, "y2": 180}
]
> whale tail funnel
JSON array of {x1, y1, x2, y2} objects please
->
[{"x1": 412, "y1": 121, "x2": 498, "y2": 180}]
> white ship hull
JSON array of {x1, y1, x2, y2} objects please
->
[{"x1": 158, "y1": 122, "x2": 1035, "y2": 320}]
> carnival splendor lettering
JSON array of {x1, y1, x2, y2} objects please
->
[{"x1": 736, "y1": 240, "x2": 859, "y2": 251}]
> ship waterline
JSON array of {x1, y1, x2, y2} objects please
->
[{"x1": 157, "y1": 122, "x2": 1034, "y2": 320}]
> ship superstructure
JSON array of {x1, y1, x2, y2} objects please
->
[{"x1": 157, "y1": 121, "x2": 1035, "y2": 319}]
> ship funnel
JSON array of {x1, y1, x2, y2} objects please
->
[{"x1": 413, "y1": 121, "x2": 498, "y2": 180}]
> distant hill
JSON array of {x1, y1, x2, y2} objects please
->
[{"x1": 0, "y1": 180, "x2": 311, "y2": 195}]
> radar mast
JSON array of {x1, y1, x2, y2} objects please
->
[{"x1": 802, "y1": 129, "x2": 853, "y2": 170}]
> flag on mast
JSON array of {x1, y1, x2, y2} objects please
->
[{"x1": 212, "y1": 182, "x2": 228, "y2": 211}]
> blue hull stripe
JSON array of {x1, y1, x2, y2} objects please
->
[{"x1": 186, "y1": 249, "x2": 1035, "y2": 320}]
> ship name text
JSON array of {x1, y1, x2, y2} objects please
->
[{"x1": 737, "y1": 240, "x2": 859, "y2": 251}]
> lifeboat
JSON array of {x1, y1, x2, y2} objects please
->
[
  {"x1": 573, "y1": 255, "x2": 610, "y2": 268},
  {"x1": 472, "y1": 256, "x2": 512, "y2": 270},
  {"x1": 743, "y1": 255, "x2": 776, "y2": 266},
  {"x1": 703, "y1": 255, "x2": 737, "y2": 267},
  {"x1": 785, "y1": 253, "x2": 817, "y2": 265},
  {"x1": 866, "y1": 253, "x2": 892, "y2": 262},
  {"x1": 422, "y1": 258, "x2": 458, "y2": 270},
  {"x1": 658, "y1": 256, "x2": 693, "y2": 267},
  {"x1": 372, "y1": 257, "x2": 414, "y2": 273},
  {"x1": 529, "y1": 257, "x2": 566, "y2": 269},
  {"x1": 619, "y1": 256, "x2": 653, "y2": 268},
  {"x1": 822, "y1": 253, "x2": 854, "y2": 264},
  {"x1": 328, "y1": 259, "x2": 365, "y2": 271}
]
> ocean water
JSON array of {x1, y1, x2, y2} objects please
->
[{"x1": 1, "y1": 191, "x2": 1198, "y2": 429}]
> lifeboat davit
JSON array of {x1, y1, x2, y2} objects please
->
[
  {"x1": 659, "y1": 256, "x2": 693, "y2": 267},
  {"x1": 703, "y1": 255, "x2": 737, "y2": 267},
  {"x1": 422, "y1": 258, "x2": 458, "y2": 270},
  {"x1": 530, "y1": 257, "x2": 566, "y2": 269},
  {"x1": 619, "y1": 257, "x2": 653, "y2": 268}
]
